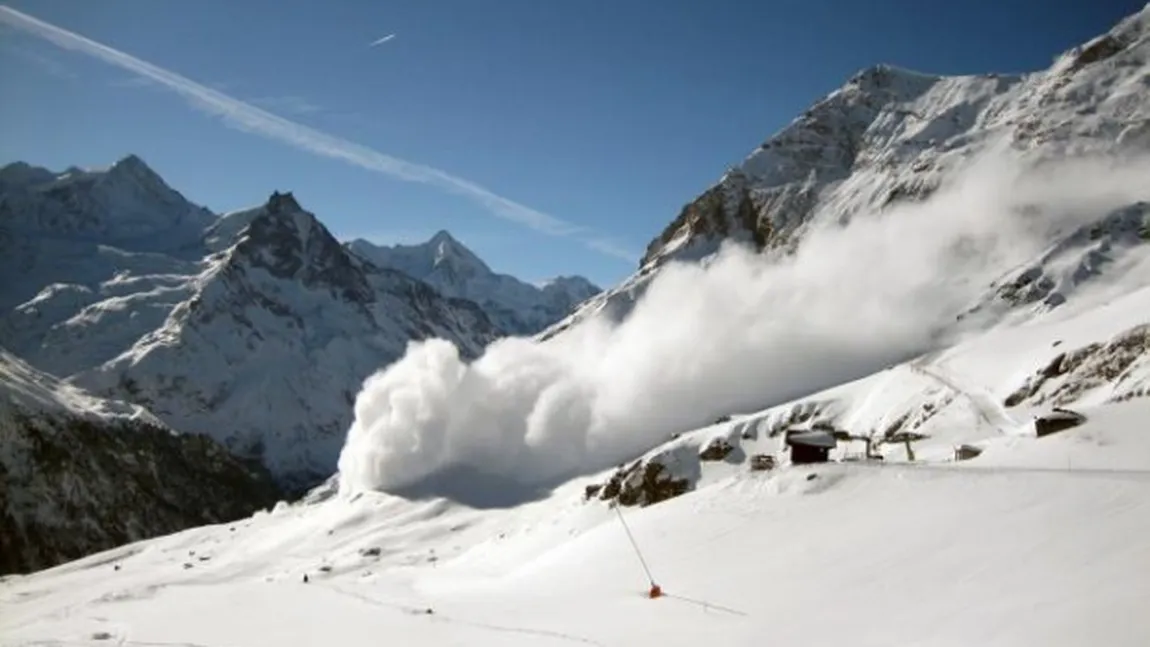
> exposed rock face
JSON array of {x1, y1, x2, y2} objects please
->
[
  {"x1": 0, "y1": 349, "x2": 280, "y2": 575},
  {"x1": 971, "y1": 203, "x2": 1150, "y2": 316},
  {"x1": 1004, "y1": 324, "x2": 1150, "y2": 407},
  {"x1": 699, "y1": 437, "x2": 737, "y2": 462},
  {"x1": 598, "y1": 458, "x2": 692, "y2": 508}
]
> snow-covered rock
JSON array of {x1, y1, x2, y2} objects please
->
[
  {"x1": 346, "y1": 232, "x2": 600, "y2": 335},
  {"x1": 0, "y1": 346, "x2": 280, "y2": 575}
]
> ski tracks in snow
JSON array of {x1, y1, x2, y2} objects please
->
[
  {"x1": 908, "y1": 359, "x2": 1018, "y2": 432},
  {"x1": 316, "y1": 582, "x2": 607, "y2": 646}
]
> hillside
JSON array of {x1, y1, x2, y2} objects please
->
[{"x1": 0, "y1": 347, "x2": 280, "y2": 575}]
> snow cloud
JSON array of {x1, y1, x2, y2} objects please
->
[
  {"x1": 0, "y1": 5, "x2": 634, "y2": 261},
  {"x1": 337, "y1": 147, "x2": 1150, "y2": 500}
]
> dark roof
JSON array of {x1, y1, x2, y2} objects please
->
[{"x1": 785, "y1": 429, "x2": 837, "y2": 449}]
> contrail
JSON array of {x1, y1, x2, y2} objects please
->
[
  {"x1": 369, "y1": 33, "x2": 396, "y2": 47},
  {"x1": 0, "y1": 5, "x2": 636, "y2": 261}
]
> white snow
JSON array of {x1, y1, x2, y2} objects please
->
[
  {"x1": 0, "y1": 346, "x2": 158, "y2": 424},
  {"x1": 339, "y1": 148, "x2": 1150, "y2": 496},
  {"x1": 4, "y1": 397, "x2": 1149, "y2": 645}
]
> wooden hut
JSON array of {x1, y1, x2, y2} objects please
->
[{"x1": 784, "y1": 429, "x2": 837, "y2": 464}]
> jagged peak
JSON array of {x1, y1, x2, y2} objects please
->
[
  {"x1": 429, "y1": 229, "x2": 457, "y2": 245},
  {"x1": 103, "y1": 153, "x2": 165, "y2": 186},
  {"x1": 540, "y1": 275, "x2": 601, "y2": 295},
  {"x1": 266, "y1": 190, "x2": 303, "y2": 214},
  {"x1": 1053, "y1": 4, "x2": 1149, "y2": 74},
  {"x1": 846, "y1": 63, "x2": 940, "y2": 86}
]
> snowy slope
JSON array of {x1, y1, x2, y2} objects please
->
[
  {"x1": 576, "y1": 279, "x2": 1150, "y2": 508},
  {"x1": 7, "y1": 168, "x2": 1150, "y2": 641},
  {"x1": 3, "y1": 398, "x2": 1148, "y2": 645},
  {"x1": 347, "y1": 233, "x2": 601, "y2": 335},
  {"x1": 8, "y1": 198, "x2": 1150, "y2": 629},
  {"x1": 548, "y1": 5, "x2": 1150, "y2": 335},
  {"x1": 0, "y1": 347, "x2": 280, "y2": 575}
]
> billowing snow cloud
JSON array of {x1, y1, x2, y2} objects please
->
[{"x1": 338, "y1": 149, "x2": 1150, "y2": 498}]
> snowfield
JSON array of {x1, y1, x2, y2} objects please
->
[
  {"x1": 4, "y1": 288, "x2": 1150, "y2": 645},
  {"x1": 2, "y1": 402, "x2": 1148, "y2": 646}
]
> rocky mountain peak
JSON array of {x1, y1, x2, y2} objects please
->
[
  {"x1": 105, "y1": 153, "x2": 161, "y2": 182},
  {"x1": 227, "y1": 192, "x2": 373, "y2": 303},
  {"x1": 540, "y1": 275, "x2": 601, "y2": 299},
  {"x1": 266, "y1": 190, "x2": 304, "y2": 215},
  {"x1": 0, "y1": 154, "x2": 215, "y2": 247}
]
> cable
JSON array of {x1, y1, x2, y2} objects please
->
[
  {"x1": 613, "y1": 503, "x2": 657, "y2": 587},
  {"x1": 612, "y1": 503, "x2": 750, "y2": 614}
]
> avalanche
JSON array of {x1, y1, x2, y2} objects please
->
[
  {"x1": 337, "y1": 148, "x2": 1150, "y2": 498},
  {"x1": 5, "y1": 5, "x2": 1150, "y2": 646}
]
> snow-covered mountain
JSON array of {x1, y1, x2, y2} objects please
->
[
  {"x1": 346, "y1": 233, "x2": 600, "y2": 335},
  {"x1": 544, "y1": 5, "x2": 1150, "y2": 339},
  {"x1": 0, "y1": 159, "x2": 508, "y2": 488},
  {"x1": 4, "y1": 7, "x2": 1150, "y2": 645},
  {"x1": 0, "y1": 346, "x2": 280, "y2": 575}
]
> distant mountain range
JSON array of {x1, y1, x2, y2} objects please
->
[
  {"x1": 0, "y1": 155, "x2": 600, "y2": 493},
  {"x1": 346, "y1": 233, "x2": 599, "y2": 335}
]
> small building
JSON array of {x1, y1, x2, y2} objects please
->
[
  {"x1": 1035, "y1": 408, "x2": 1087, "y2": 438},
  {"x1": 954, "y1": 444, "x2": 983, "y2": 461},
  {"x1": 784, "y1": 429, "x2": 837, "y2": 464}
]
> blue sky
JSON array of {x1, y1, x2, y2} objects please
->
[{"x1": 0, "y1": 0, "x2": 1143, "y2": 287}]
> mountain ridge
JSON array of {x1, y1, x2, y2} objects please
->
[
  {"x1": 346, "y1": 233, "x2": 601, "y2": 335},
  {"x1": 0, "y1": 156, "x2": 586, "y2": 488}
]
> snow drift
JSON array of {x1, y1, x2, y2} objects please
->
[{"x1": 338, "y1": 148, "x2": 1150, "y2": 497}]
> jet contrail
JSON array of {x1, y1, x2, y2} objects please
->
[
  {"x1": 0, "y1": 5, "x2": 636, "y2": 260},
  {"x1": 369, "y1": 33, "x2": 396, "y2": 47}
]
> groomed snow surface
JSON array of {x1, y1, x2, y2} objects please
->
[{"x1": 3, "y1": 398, "x2": 1149, "y2": 646}]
